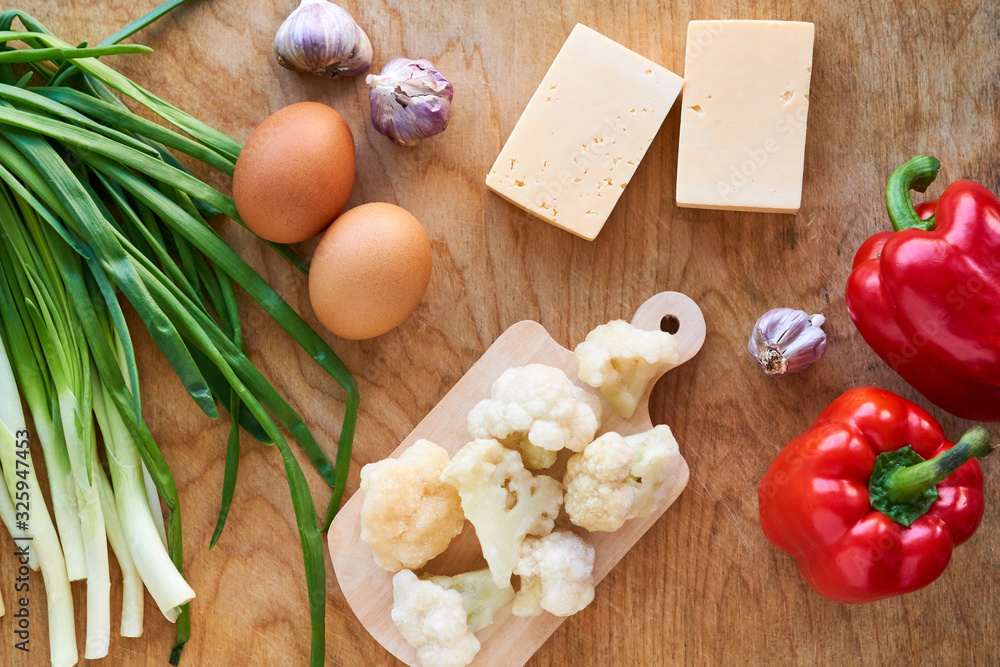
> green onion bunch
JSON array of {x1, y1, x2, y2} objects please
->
[{"x1": 0, "y1": 2, "x2": 359, "y2": 665}]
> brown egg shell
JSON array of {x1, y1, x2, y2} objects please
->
[
  {"x1": 308, "y1": 203, "x2": 433, "y2": 340},
  {"x1": 233, "y1": 101, "x2": 356, "y2": 244}
]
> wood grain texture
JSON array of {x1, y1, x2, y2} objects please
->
[
  {"x1": 1, "y1": 1, "x2": 999, "y2": 666},
  {"x1": 329, "y1": 291, "x2": 703, "y2": 667}
]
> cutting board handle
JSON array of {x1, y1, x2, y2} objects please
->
[{"x1": 630, "y1": 291, "x2": 707, "y2": 366}]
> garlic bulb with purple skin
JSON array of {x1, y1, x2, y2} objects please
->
[
  {"x1": 748, "y1": 308, "x2": 828, "y2": 377},
  {"x1": 273, "y1": 0, "x2": 372, "y2": 78},
  {"x1": 366, "y1": 58, "x2": 453, "y2": 147}
]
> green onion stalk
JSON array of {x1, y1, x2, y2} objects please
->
[
  {"x1": 0, "y1": 3, "x2": 360, "y2": 665},
  {"x1": 1, "y1": 182, "x2": 113, "y2": 658},
  {"x1": 1, "y1": 183, "x2": 160, "y2": 649},
  {"x1": 0, "y1": 195, "x2": 87, "y2": 582},
  {"x1": 93, "y1": 331, "x2": 196, "y2": 623},
  {"x1": 3, "y1": 172, "x2": 193, "y2": 646},
  {"x1": 92, "y1": 441, "x2": 145, "y2": 638},
  {"x1": 142, "y1": 461, "x2": 169, "y2": 548},
  {"x1": 0, "y1": 334, "x2": 78, "y2": 667}
]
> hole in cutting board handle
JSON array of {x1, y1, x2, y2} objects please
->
[
  {"x1": 630, "y1": 291, "x2": 707, "y2": 366},
  {"x1": 660, "y1": 315, "x2": 680, "y2": 335}
]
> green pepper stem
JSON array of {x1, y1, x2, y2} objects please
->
[
  {"x1": 885, "y1": 155, "x2": 941, "y2": 232},
  {"x1": 884, "y1": 427, "x2": 992, "y2": 504}
]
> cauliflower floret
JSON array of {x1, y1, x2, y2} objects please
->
[
  {"x1": 562, "y1": 433, "x2": 634, "y2": 532},
  {"x1": 360, "y1": 439, "x2": 465, "y2": 571},
  {"x1": 574, "y1": 320, "x2": 680, "y2": 418},
  {"x1": 392, "y1": 570, "x2": 480, "y2": 667},
  {"x1": 440, "y1": 438, "x2": 563, "y2": 588},
  {"x1": 424, "y1": 569, "x2": 515, "y2": 632},
  {"x1": 467, "y1": 364, "x2": 601, "y2": 469},
  {"x1": 512, "y1": 530, "x2": 595, "y2": 617},
  {"x1": 564, "y1": 425, "x2": 682, "y2": 532},
  {"x1": 626, "y1": 426, "x2": 684, "y2": 517}
]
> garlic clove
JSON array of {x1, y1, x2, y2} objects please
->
[
  {"x1": 748, "y1": 308, "x2": 827, "y2": 376},
  {"x1": 366, "y1": 58, "x2": 454, "y2": 147},
  {"x1": 274, "y1": 0, "x2": 372, "y2": 78}
]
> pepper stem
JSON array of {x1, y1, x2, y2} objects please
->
[
  {"x1": 884, "y1": 427, "x2": 992, "y2": 504},
  {"x1": 885, "y1": 155, "x2": 941, "y2": 232}
]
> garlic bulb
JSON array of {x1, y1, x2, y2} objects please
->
[
  {"x1": 273, "y1": 0, "x2": 372, "y2": 78},
  {"x1": 366, "y1": 58, "x2": 453, "y2": 147},
  {"x1": 748, "y1": 308, "x2": 827, "y2": 376}
]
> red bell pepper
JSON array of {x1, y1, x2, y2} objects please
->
[
  {"x1": 845, "y1": 155, "x2": 1000, "y2": 422},
  {"x1": 758, "y1": 387, "x2": 990, "y2": 604}
]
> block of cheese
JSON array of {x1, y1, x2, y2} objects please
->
[
  {"x1": 486, "y1": 24, "x2": 683, "y2": 240},
  {"x1": 676, "y1": 20, "x2": 815, "y2": 213}
]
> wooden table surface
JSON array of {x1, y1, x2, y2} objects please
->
[{"x1": 3, "y1": 0, "x2": 999, "y2": 665}]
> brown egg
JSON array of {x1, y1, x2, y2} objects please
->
[
  {"x1": 233, "y1": 102, "x2": 355, "y2": 243},
  {"x1": 309, "y1": 203, "x2": 433, "y2": 340}
]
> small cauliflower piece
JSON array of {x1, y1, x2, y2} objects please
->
[
  {"x1": 360, "y1": 439, "x2": 465, "y2": 572},
  {"x1": 563, "y1": 433, "x2": 634, "y2": 532},
  {"x1": 574, "y1": 319, "x2": 681, "y2": 418},
  {"x1": 626, "y1": 426, "x2": 684, "y2": 517},
  {"x1": 512, "y1": 530, "x2": 595, "y2": 617},
  {"x1": 424, "y1": 569, "x2": 515, "y2": 633},
  {"x1": 392, "y1": 570, "x2": 481, "y2": 667},
  {"x1": 440, "y1": 438, "x2": 563, "y2": 589},
  {"x1": 564, "y1": 425, "x2": 682, "y2": 532},
  {"x1": 467, "y1": 363, "x2": 601, "y2": 469}
]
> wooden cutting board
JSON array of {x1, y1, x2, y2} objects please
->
[
  {"x1": 2, "y1": 1, "x2": 999, "y2": 666},
  {"x1": 328, "y1": 291, "x2": 704, "y2": 666}
]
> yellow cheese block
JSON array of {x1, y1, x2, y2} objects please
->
[
  {"x1": 486, "y1": 24, "x2": 683, "y2": 241},
  {"x1": 676, "y1": 20, "x2": 815, "y2": 214}
]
